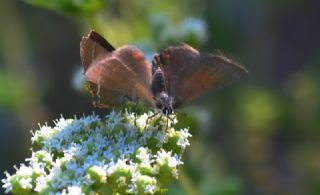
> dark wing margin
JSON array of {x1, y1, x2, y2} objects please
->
[
  {"x1": 80, "y1": 30, "x2": 115, "y2": 71},
  {"x1": 114, "y1": 45, "x2": 152, "y2": 88},
  {"x1": 87, "y1": 31, "x2": 115, "y2": 52}
]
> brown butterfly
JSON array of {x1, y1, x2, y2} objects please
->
[{"x1": 80, "y1": 30, "x2": 248, "y2": 115}]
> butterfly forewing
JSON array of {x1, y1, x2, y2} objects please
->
[
  {"x1": 80, "y1": 31, "x2": 115, "y2": 71},
  {"x1": 156, "y1": 44, "x2": 200, "y2": 96},
  {"x1": 156, "y1": 44, "x2": 248, "y2": 108},
  {"x1": 174, "y1": 53, "x2": 247, "y2": 107}
]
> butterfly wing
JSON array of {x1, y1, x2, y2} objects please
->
[
  {"x1": 85, "y1": 57, "x2": 155, "y2": 107},
  {"x1": 153, "y1": 44, "x2": 200, "y2": 97},
  {"x1": 80, "y1": 31, "x2": 155, "y2": 108},
  {"x1": 155, "y1": 44, "x2": 248, "y2": 108},
  {"x1": 80, "y1": 30, "x2": 115, "y2": 71},
  {"x1": 112, "y1": 45, "x2": 152, "y2": 88}
]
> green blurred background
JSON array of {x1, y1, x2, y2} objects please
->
[{"x1": 1, "y1": 0, "x2": 320, "y2": 194}]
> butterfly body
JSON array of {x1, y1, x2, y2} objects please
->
[
  {"x1": 151, "y1": 67, "x2": 166, "y2": 97},
  {"x1": 150, "y1": 67, "x2": 173, "y2": 115},
  {"x1": 80, "y1": 31, "x2": 248, "y2": 115}
]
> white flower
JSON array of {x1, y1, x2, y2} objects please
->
[
  {"x1": 34, "y1": 175, "x2": 48, "y2": 192},
  {"x1": 80, "y1": 114, "x2": 100, "y2": 126},
  {"x1": 16, "y1": 164, "x2": 33, "y2": 176},
  {"x1": 176, "y1": 128, "x2": 192, "y2": 149},
  {"x1": 156, "y1": 149, "x2": 171, "y2": 163},
  {"x1": 19, "y1": 177, "x2": 32, "y2": 190},
  {"x1": 2, "y1": 111, "x2": 191, "y2": 194},
  {"x1": 136, "y1": 147, "x2": 151, "y2": 163},
  {"x1": 145, "y1": 184, "x2": 156, "y2": 194},
  {"x1": 55, "y1": 117, "x2": 74, "y2": 130},
  {"x1": 31, "y1": 125, "x2": 55, "y2": 144},
  {"x1": 168, "y1": 154, "x2": 183, "y2": 167},
  {"x1": 64, "y1": 186, "x2": 84, "y2": 195},
  {"x1": 135, "y1": 113, "x2": 149, "y2": 129},
  {"x1": 2, "y1": 173, "x2": 13, "y2": 193}
]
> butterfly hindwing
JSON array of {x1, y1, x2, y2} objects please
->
[
  {"x1": 113, "y1": 45, "x2": 152, "y2": 88},
  {"x1": 81, "y1": 31, "x2": 155, "y2": 108}
]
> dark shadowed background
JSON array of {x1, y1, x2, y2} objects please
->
[{"x1": 0, "y1": 0, "x2": 320, "y2": 194}]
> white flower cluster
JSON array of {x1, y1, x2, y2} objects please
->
[{"x1": 2, "y1": 110, "x2": 191, "y2": 194}]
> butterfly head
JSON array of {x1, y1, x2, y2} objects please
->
[{"x1": 156, "y1": 91, "x2": 173, "y2": 116}]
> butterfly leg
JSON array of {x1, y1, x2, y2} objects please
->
[
  {"x1": 165, "y1": 114, "x2": 177, "y2": 130},
  {"x1": 167, "y1": 115, "x2": 176, "y2": 123},
  {"x1": 144, "y1": 111, "x2": 160, "y2": 131}
]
